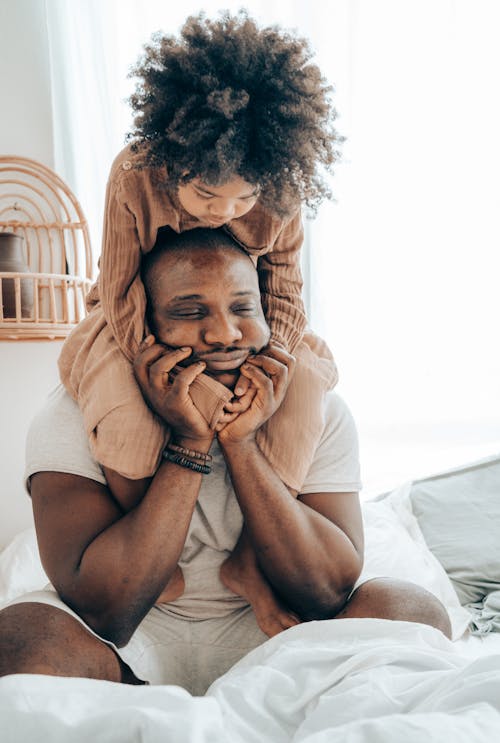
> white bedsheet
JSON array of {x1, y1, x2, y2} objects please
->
[
  {"x1": 2, "y1": 619, "x2": 500, "y2": 742},
  {"x1": 1, "y1": 500, "x2": 499, "y2": 742}
]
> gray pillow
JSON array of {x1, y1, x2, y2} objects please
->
[{"x1": 409, "y1": 454, "x2": 500, "y2": 635}]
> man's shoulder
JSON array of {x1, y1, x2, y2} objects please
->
[
  {"x1": 301, "y1": 392, "x2": 362, "y2": 495},
  {"x1": 25, "y1": 386, "x2": 106, "y2": 490},
  {"x1": 29, "y1": 384, "x2": 82, "y2": 429},
  {"x1": 323, "y1": 391, "x2": 356, "y2": 431}
]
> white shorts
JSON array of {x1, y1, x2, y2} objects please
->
[
  {"x1": 8, "y1": 572, "x2": 374, "y2": 695},
  {"x1": 7, "y1": 588, "x2": 269, "y2": 695}
]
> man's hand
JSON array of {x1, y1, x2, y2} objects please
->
[
  {"x1": 217, "y1": 344, "x2": 295, "y2": 446},
  {"x1": 133, "y1": 337, "x2": 214, "y2": 443}
]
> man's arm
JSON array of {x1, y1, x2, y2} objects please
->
[
  {"x1": 31, "y1": 457, "x2": 205, "y2": 647},
  {"x1": 221, "y1": 451, "x2": 363, "y2": 619},
  {"x1": 31, "y1": 345, "x2": 214, "y2": 647},
  {"x1": 218, "y1": 347, "x2": 364, "y2": 620}
]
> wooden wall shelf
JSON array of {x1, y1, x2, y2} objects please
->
[{"x1": 0, "y1": 156, "x2": 94, "y2": 340}]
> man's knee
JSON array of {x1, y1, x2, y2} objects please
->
[
  {"x1": 337, "y1": 578, "x2": 452, "y2": 638},
  {"x1": 0, "y1": 601, "x2": 122, "y2": 680}
]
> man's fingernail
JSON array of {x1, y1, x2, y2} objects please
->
[
  {"x1": 179, "y1": 346, "x2": 191, "y2": 352},
  {"x1": 145, "y1": 335, "x2": 155, "y2": 345},
  {"x1": 235, "y1": 386, "x2": 244, "y2": 395}
]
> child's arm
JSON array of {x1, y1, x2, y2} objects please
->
[
  {"x1": 90, "y1": 149, "x2": 170, "y2": 363},
  {"x1": 97, "y1": 165, "x2": 148, "y2": 362},
  {"x1": 257, "y1": 210, "x2": 307, "y2": 353}
]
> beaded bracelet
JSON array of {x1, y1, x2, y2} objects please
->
[
  {"x1": 167, "y1": 442, "x2": 212, "y2": 463},
  {"x1": 163, "y1": 449, "x2": 211, "y2": 475}
]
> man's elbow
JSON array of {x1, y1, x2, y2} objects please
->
[
  {"x1": 295, "y1": 564, "x2": 362, "y2": 621},
  {"x1": 57, "y1": 589, "x2": 135, "y2": 648},
  {"x1": 297, "y1": 584, "x2": 353, "y2": 622},
  {"x1": 79, "y1": 609, "x2": 136, "y2": 648}
]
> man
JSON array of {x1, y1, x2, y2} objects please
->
[{"x1": 0, "y1": 229, "x2": 450, "y2": 695}]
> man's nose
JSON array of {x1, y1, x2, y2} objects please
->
[{"x1": 203, "y1": 314, "x2": 243, "y2": 345}]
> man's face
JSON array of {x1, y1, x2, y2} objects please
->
[{"x1": 148, "y1": 246, "x2": 270, "y2": 388}]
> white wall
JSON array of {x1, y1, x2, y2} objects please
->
[{"x1": 0, "y1": 0, "x2": 62, "y2": 549}]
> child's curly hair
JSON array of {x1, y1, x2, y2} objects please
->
[{"x1": 128, "y1": 11, "x2": 342, "y2": 217}]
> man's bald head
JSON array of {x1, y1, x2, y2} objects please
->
[{"x1": 142, "y1": 227, "x2": 255, "y2": 309}]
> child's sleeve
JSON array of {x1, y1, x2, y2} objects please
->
[
  {"x1": 257, "y1": 210, "x2": 307, "y2": 353},
  {"x1": 97, "y1": 170, "x2": 147, "y2": 362}
]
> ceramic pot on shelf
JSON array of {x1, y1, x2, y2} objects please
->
[{"x1": 0, "y1": 231, "x2": 34, "y2": 319}]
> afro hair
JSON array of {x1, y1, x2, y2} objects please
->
[{"x1": 128, "y1": 10, "x2": 343, "y2": 217}]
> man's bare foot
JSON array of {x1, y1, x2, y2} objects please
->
[
  {"x1": 155, "y1": 565, "x2": 185, "y2": 604},
  {"x1": 220, "y1": 553, "x2": 300, "y2": 638}
]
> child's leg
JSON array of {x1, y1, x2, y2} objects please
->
[
  {"x1": 155, "y1": 565, "x2": 185, "y2": 604},
  {"x1": 220, "y1": 527, "x2": 300, "y2": 638}
]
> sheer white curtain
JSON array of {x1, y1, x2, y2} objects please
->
[{"x1": 45, "y1": 0, "x2": 500, "y2": 494}]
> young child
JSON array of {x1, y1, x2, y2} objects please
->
[{"x1": 59, "y1": 11, "x2": 342, "y2": 636}]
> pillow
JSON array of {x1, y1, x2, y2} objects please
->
[
  {"x1": 406, "y1": 454, "x2": 500, "y2": 635},
  {"x1": 362, "y1": 493, "x2": 471, "y2": 640},
  {"x1": 0, "y1": 528, "x2": 48, "y2": 608}
]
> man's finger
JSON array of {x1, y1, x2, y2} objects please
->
[
  {"x1": 224, "y1": 389, "x2": 255, "y2": 414},
  {"x1": 218, "y1": 411, "x2": 239, "y2": 424},
  {"x1": 137, "y1": 334, "x2": 155, "y2": 353},
  {"x1": 245, "y1": 354, "x2": 286, "y2": 378},
  {"x1": 260, "y1": 343, "x2": 295, "y2": 368},
  {"x1": 234, "y1": 373, "x2": 251, "y2": 397},
  {"x1": 169, "y1": 361, "x2": 207, "y2": 396},
  {"x1": 147, "y1": 348, "x2": 193, "y2": 386},
  {"x1": 241, "y1": 357, "x2": 289, "y2": 400},
  {"x1": 133, "y1": 342, "x2": 169, "y2": 388},
  {"x1": 134, "y1": 342, "x2": 166, "y2": 368},
  {"x1": 240, "y1": 362, "x2": 274, "y2": 393}
]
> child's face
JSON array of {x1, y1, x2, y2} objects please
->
[{"x1": 177, "y1": 176, "x2": 259, "y2": 226}]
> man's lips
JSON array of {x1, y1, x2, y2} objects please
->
[{"x1": 196, "y1": 350, "x2": 250, "y2": 371}]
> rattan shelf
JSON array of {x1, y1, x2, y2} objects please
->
[{"x1": 0, "y1": 156, "x2": 94, "y2": 340}]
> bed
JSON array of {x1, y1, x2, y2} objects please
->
[{"x1": 1, "y1": 454, "x2": 500, "y2": 742}]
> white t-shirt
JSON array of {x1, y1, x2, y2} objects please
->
[{"x1": 25, "y1": 385, "x2": 362, "y2": 620}]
